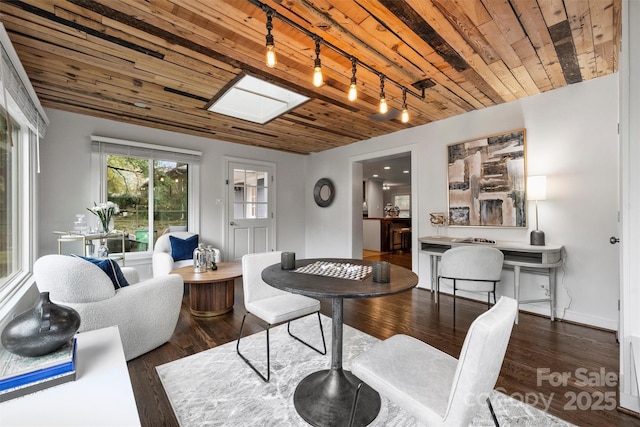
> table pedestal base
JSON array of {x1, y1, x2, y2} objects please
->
[
  {"x1": 293, "y1": 368, "x2": 380, "y2": 427},
  {"x1": 189, "y1": 279, "x2": 235, "y2": 317}
]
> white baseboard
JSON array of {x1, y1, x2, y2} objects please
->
[
  {"x1": 554, "y1": 308, "x2": 618, "y2": 331},
  {"x1": 620, "y1": 392, "x2": 640, "y2": 414},
  {"x1": 415, "y1": 281, "x2": 618, "y2": 331},
  {"x1": 416, "y1": 280, "x2": 431, "y2": 291}
]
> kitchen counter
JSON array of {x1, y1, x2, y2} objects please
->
[{"x1": 363, "y1": 217, "x2": 411, "y2": 251}]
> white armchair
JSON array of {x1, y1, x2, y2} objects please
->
[
  {"x1": 152, "y1": 231, "x2": 221, "y2": 277},
  {"x1": 34, "y1": 254, "x2": 184, "y2": 361}
]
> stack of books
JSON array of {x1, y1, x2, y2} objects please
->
[{"x1": 0, "y1": 338, "x2": 77, "y2": 402}]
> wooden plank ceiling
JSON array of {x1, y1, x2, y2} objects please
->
[{"x1": 0, "y1": 0, "x2": 621, "y2": 154}]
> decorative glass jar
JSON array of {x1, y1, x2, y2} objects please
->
[
  {"x1": 206, "y1": 245, "x2": 218, "y2": 271},
  {"x1": 193, "y1": 243, "x2": 207, "y2": 273}
]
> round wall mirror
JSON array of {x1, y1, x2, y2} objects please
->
[{"x1": 313, "y1": 178, "x2": 335, "y2": 207}]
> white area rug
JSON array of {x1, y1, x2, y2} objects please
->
[{"x1": 157, "y1": 314, "x2": 573, "y2": 426}]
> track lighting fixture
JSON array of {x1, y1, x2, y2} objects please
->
[
  {"x1": 401, "y1": 89, "x2": 409, "y2": 123},
  {"x1": 379, "y1": 75, "x2": 388, "y2": 114},
  {"x1": 348, "y1": 58, "x2": 357, "y2": 101},
  {"x1": 265, "y1": 10, "x2": 276, "y2": 68},
  {"x1": 251, "y1": 0, "x2": 426, "y2": 122},
  {"x1": 313, "y1": 38, "x2": 323, "y2": 87}
]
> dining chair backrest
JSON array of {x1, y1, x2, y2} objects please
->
[
  {"x1": 443, "y1": 296, "x2": 517, "y2": 425},
  {"x1": 439, "y1": 245, "x2": 504, "y2": 291},
  {"x1": 242, "y1": 251, "x2": 288, "y2": 305}
]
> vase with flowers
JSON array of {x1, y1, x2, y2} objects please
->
[{"x1": 87, "y1": 201, "x2": 119, "y2": 235}]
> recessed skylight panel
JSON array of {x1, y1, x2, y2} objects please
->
[{"x1": 207, "y1": 75, "x2": 308, "y2": 124}]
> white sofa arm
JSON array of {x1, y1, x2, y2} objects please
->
[
  {"x1": 67, "y1": 274, "x2": 183, "y2": 360},
  {"x1": 121, "y1": 267, "x2": 140, "y2": 284},
  {"x1": 152, "y1": 252, "x2": 175, "y2": 277}
]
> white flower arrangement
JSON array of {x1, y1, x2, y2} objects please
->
[{"x1": 87, "y1": 201, "x2": 120, "y2": 234}]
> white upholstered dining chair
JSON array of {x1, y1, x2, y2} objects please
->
[
  {"x1": 350, "y1": 296, "x2": 517, "y2": 426},
  {"x1": 236, "y1": 251, "x2": 326, "y2": 382},
  {"x1": 438, "y1": 245, "x2": 504, "y2": 326}
]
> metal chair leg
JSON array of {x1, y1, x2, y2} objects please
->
[
  {"x1": 237, "y1": 311, "x2": 327, "y2": 382},
  {"x1": 236, "y1": 312, "x2": 271, "y2": 382},
  {"x1": 453, "y1": 279, "x2": 457, "y2": 328},
  {"x1": 487, "y1": 282, "x2": 498, "y2": 310},
  {"x1": 487, "y1": 397, "x2": 500, "y2": 427},
  {"x1": 287, "y1": 312, "x2": 327, "y2": 355},
  {"x1": 348, "y1": 382, "x2": 364, "y2": 427}
]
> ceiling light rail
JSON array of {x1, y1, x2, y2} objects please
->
[{"x1": 249, "y1": 0, "x2": 425, "y2": 120}]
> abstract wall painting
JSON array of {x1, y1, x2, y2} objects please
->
[{"x1": 447, "y1": 129, "x2": 526, "y2": 227}]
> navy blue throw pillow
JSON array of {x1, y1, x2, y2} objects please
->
[
  {"x1": 170, "y1": 234, "x2": 199, "y2": 261},
  {"x1": 74, "y1": 255, "x2": 130, "y2": 289}
]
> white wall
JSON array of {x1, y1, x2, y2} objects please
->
[
  {"x1": 38, "y1": 109, "x2": 308, "y2": 277},
  {"x1": 365, "y1": 180, "x2": 384, "y2": 217},
  {"x1": 36, "y1": 75, "x2": 620, "y2": 330},
  {"x1": 306, "y1": 74, "x2": 619, "y2": 330}
]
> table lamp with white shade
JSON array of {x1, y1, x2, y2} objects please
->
[{"x1": 527, "y1": 175, "x2": 547, "y2": 246}]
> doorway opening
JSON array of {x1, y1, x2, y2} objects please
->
[{"x1": 358, "y1": 152, "x2": 413, "y2": 269}]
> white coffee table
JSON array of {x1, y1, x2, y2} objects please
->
[{"x1": 0, "y1": 326, "x2": 140, "y2": 426}]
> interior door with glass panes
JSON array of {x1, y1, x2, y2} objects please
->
[{"x1": 227, "y1": 162, "x2": 274, "y2": 261}]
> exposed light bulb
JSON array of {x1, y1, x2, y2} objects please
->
[
  {"x1": 379, "y1": 97, "x2": 388, "y2": 114},
  {"x1": 348, "y1": 82, "x2": 357, "y2": 101},
  {"x1": 265, "y1": 44, "x2": 276, "y2": 68},
  {"x1": 400, "y1": 89, "x2": 409, "y2": 123},
  {"x1": 313, "y1": 66, "x2": 323, "y2": 87},
  {"x1": 348, "y1": 58, "x2": 357, "y2": 101},
  {"x1": 378, "y1": 74, "x2": 388, "y2": 114},
  {"x1": 312, "y1": 39, "x2": 323, "y2": 87},
  {"x1": 401, "y1": 107, "x2": 409, "y2": 123},
  {"x1": 265, "y1": 10, "x2": 276, "y2": 68}
]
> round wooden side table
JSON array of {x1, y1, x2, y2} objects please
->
[{"x1": 171, "y1": 263, "x2": 242, "y2": 317}]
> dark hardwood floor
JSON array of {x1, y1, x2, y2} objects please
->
[{"x1": 128, "y1": 251, "x2": 639, "y2": 426}]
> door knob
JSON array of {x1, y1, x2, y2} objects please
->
[
  {"x1": 610, "y1": 236, "x2": 620, "y2": 244},
  {"x1": 230, "y1": 222, "x2": 236, "y2": 226}
]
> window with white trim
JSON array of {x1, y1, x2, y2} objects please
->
[
  {"x1": 90, "y1": 136, "x2": 201, "y2": 254},
  {"x1": 0, "y1": 23, "x2": 48, "y2": 310}
]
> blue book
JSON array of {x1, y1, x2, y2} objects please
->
[{"x1": 0, "y1": 339, "x2": 76, "y2": 392}]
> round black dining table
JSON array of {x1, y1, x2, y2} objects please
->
[{"x1": 262, "y1": 258, "x2": 418, "y2": 427}]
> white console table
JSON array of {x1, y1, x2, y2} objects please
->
[
  {"x1": 419, "y1": 236, "x2": 564, "y2": 324},
  {"x1": 0, "y1": 326, "x2": 140, "y2": 426}
]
